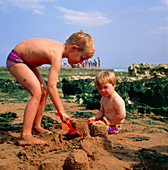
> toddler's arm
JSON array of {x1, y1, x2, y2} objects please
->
[
  {"x1": 102, "y1": 116, "x2": 110, "y2": 126},
  {"x1": 89, "y1": 99, "x2": 104, "y2": 123}
]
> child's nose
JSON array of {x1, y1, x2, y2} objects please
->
[{"x1": 101, "y1": 88, "x2": 105, "y2": 92}]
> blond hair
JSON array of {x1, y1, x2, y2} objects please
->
[
  {"x1": 95, "y1": 71, "x2": 116, "y2": 87},
  {"x1": 66, "y1": 30, "x2": 95, "y2": 57}
]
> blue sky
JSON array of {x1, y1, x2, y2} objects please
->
[{"x1": 0, "y1": 0, "x2": 168, "y2": 69}]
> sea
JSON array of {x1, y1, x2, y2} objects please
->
[{"x1": 114, "y1": 68, "x2": 128, "y2": 72}]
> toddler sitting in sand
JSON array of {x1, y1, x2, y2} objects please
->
[{"x1": 89, "y1": 71, "x2": 126, "y2": 134}]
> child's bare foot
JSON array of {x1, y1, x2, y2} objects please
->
[
  {"x1": 18, "y1": 135, "x2": 48, "y2": 146},
  {"x1": 32, "y1": 127, "x2": 53, "y2": 135}
]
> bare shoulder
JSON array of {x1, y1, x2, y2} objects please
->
[
  {"x1": 101, "y1": 96, "x2": 105, "y2": 103},
  {"x1": 113, "y1": 92, "x2": 125, "y2": 105}
]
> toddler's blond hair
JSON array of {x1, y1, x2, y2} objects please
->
[
  {"x1": 66, "y1": 30, "x2": 95, "y2": 57},
  {"x1": 95, "y1": 71, "x2": 116, "y2": 87}
]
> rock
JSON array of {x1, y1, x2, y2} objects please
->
[
  {"x1": 128, "y1": 63, "x2": 168, "y2": 78},
  {"x1": 63, "y1": 149, "x2": 89, "y2": 170},
  {"x1": 73, "y1": 121, "x2": 91, "y2": 138},
  {"x1": 90, "y1": 122, "x2": 108, "y2": 137}
]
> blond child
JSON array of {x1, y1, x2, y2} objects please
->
[
  {"x1": 89, "y1": 71, "x2": 126, "y2": 134},
  {"x1": 6, "y1": 31, "x2": 95, "y2": 145}
]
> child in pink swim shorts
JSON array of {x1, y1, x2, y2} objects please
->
[
  {"x1": 89, "y1": 71, "x2": 126, "y2": 134},
  {"x1": 6, "y1": 31, "x2": 95, "y2": 145}
]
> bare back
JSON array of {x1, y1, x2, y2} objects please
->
[{"x1": 14, "y1": 38, "x2": 64, "y2": 68}]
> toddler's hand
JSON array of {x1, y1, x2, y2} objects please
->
[
  {"x1": 89, "y1": 117, "x2": 95, "y2": 123},
  {"x1": 102, "y1": 116, "x2": 110, "y2": 126},
  {"x1": 89, "y1": 117, "x2": 99, "y2": 124}
]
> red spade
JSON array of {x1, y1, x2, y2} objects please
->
[
  {"x1": 55, "y1": 112, "x2": 81, "y2": 136},
  {"x1": 77, "y1": 117, "x2": 99, "y2": 125}
]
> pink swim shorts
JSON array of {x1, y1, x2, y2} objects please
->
[{"x1": 6, "y1": 49, "x2": 25, "y2": 70}]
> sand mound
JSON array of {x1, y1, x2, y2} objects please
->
[
  {"x1": 0, "y1": 119, "x2": 167, "y2": 169},
  {"x1": 9, "y1": 121, "x2": 130, "y2": 169},
  {"x1": 64, "y1": 149, "x2": 89, "y2": 170},
  {"x1": 90, "y1": 122, "x2": 108, "y2": 137}
]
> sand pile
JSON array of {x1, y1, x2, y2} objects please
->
[
  {"x1": 1, "y1": 119, "x2": 167, "y2": 170},
  {"x1": 0, "y1": 121, "x2": 130, "y2": 170}
]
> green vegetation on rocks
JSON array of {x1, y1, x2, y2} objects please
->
[
  {"x1": 0, "y1": 112, "x2": 60, "y2": 131},
  {"x1": 61, "y1": 77, "x2": 168, "y2": 120}
]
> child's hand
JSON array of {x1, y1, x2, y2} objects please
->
[
  {"x1": 102, "y1": 116, "x2": 110, "y2": 126},
  {"x1": 89, "y1": 116, "x2": 95, "y2": 123},
  {"x1": 89, "y1": 117, "x2": 99, "y2": 124},
  {"x1": 55, "y1": 112, "x2": 70, "y2": 123},
  {"x1": 61, "y1": 112, "x2": 70, "y2": 123}
]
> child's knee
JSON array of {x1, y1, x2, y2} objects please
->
[
  {"x1": 34, "y1": 91, "x2": 43, "y2": 101},
  {"x1": 41, "y1": 89, "x2": 48, "y2": 100},
  {"x1": 33, "y1": 87, "x2": 48, "y2": 102},
  {"x1": 31, "y1": 87, "x2": 43, "y2": 98}
]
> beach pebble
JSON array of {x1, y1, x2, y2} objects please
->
[
  {"x1": 63, "y1": 149, "x2": 89, "y2": 170},
  {"x1": 73, "y1": 121, "x2": 90, "y2": 138},
  {"x1": 90, "y1": 122, "x2": 108, "y2": 137}
]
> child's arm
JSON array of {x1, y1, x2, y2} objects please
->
[
  {"x1": 89, "y1": 98, "x2": 104, "y2": 122},
  {"x1": 47, "y1": 60, "x2": 70, "y2": 123}
]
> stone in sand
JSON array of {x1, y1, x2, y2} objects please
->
[
  {"x1": 90, "y1": 122, "x2": 108, "y2": 137},
  {"x1": 73, "y1": 121, "x2": 91, "y2": 138},
  {"x1": 63, "y1": 149, "x2": 89, "y2": 170}
]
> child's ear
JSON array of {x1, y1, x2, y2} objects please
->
[{"x1": 70, "y1": 45, "x2": 78, "y2": 52}]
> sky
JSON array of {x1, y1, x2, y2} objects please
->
[{"x1": 0, "y1": 0, "x2": 168, "y2": 69}]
